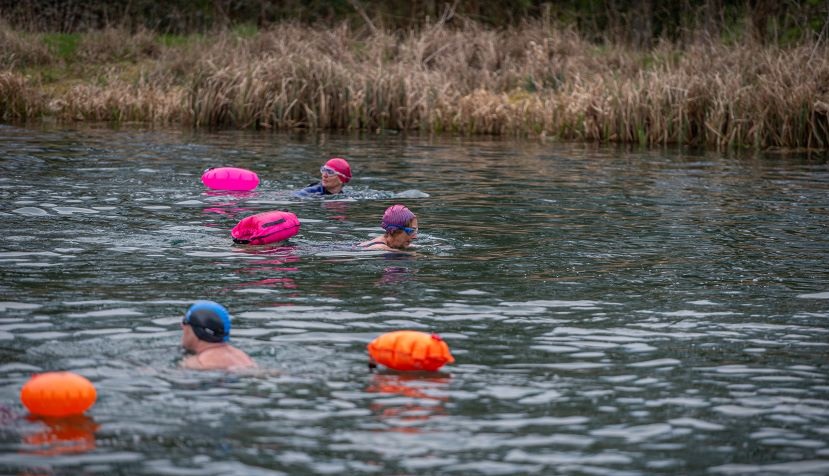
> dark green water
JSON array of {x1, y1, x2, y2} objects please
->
[{"x1": 1, "y1": 125, "x2": 828, "y2": 475}]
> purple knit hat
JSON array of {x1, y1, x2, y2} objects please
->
[{"x1": 381, "y1": 204, "x2": 416, "y2": 231}]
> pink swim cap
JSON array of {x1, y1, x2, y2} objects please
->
[
  {"x1": 382, "y1": 204, "x2": 416, "y2": 231},
  {"x1": 324, "y1": 158, "x2": 351, "y2": 183}
]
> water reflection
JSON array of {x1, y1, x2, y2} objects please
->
[
  {"x1": 229, "y1": 245, "x2": 302, "y2": 294},
  {"x1": 201, "y1": 190, "x2": 256, "y2": 218},
  {"x1": 366, "y1": 373, "x2": 450, "y2": 434},
  {"x1": 321, "y1": 200, "x2": 352, "y2": 221},
  {"x1": 22, "y1": 415, "x2": 99, "y2": 456},
  {"x1": 377, "y1": 266, "x2": 413, "y2": 287}
]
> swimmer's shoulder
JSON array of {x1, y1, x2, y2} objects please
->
[
  {"x1": 181, "y1": 354, "x2": 204, "y2": 370},
  {"x1": 294, "y1": 182, "x2": 325, "y2": 197},
  {"x1": 358, "y1": 240, "x2": 391, "y2": 251},
  {"x1": 183, "y1": 346, "x2": 256, "y2": 370}
]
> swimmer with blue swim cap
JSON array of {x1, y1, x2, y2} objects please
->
[{"x1": 180, "y1": 301, "x2": 256, "y2": 371}]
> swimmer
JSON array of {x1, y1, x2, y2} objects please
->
[
  {"x1": 180, "y1": 300, "x2": 257, "y2": 371},
  {"x1": 294, "y1": 157, "x2": 352, "y2": 196},
  {"x1": 359, "y1": 204, "x2": 418, "y2": 252}
]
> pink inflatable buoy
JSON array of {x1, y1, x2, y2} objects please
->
[
  {"x1": 201, "y1": 167, "x2": 259, "y2": 191},
  {"x1": 232, "y1": 211, "x2": 300, "y2": 245}
]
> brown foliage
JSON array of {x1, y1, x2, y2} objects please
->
[{"x1": 1, "y1": 21, "x2": 827, "y2": 148}]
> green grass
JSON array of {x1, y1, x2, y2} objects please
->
[
  {"x1": 232, "y1": 23, "x2": 258, "y2": 38},
  {"x1": 42, "y1": 33, "x2": 80, "y2": 60},
  {"x1": 27, "y1": 65, "x2": 61, "y2": 84},
  {"x1": 158, "y1": 33, "x2": 197, "y2": 47}
]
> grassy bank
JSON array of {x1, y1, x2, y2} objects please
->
[{"x1": 1, "y1": 21, "x2": 827, "y2": 149}]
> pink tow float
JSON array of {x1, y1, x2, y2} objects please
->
[
  {"x1": 201, "y1": 167, "x2": 259, "y2": 191},
  {"x1": 232, "y1": 211, "x2": 300, "y2": 245}
]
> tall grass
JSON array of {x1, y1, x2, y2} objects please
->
[
  {"x1": 0, "y1": 72, "x2": 45, "y2": 120},
  {"x1": 1, "y1": 20, "x2": 827, "y2": 148}
]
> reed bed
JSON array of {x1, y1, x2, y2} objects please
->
[{"x1": 1, "y1": 21, "x2": 827, "y2": 148}]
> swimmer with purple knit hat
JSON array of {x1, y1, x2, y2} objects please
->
[
  {"x1": 180, "y1": 300, "x2": 257, "y2": 371},
  {"x1": 359, "y1": 204, "x2": 419, "y2": 252}
]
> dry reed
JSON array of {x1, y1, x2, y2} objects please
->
[
  {"x1": 0, "y1": 72, "x2": 45, "y2": 120},
  {"x1": 1, "y1": 21, "x2": 827, "y2": 148},
  {"x1": 0, "y1": 21, "x2": 54, "y2": 68}
]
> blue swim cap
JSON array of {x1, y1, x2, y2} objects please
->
[{"x1": 183, "y1": 300, "x2": 231, "y2": 343}]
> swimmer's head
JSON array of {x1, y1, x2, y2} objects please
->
[
  {"x1": 381, "y1": 204, "x2": 418, "y2": 248},
  {"x1": 183, "y1": 300, "x2": 231, "y2": 343},
  {"x1": 382, "y1": 204, "x2": 416, "y2": 231},
  {"x1": 322, "y1": 158, "x2": 351, "y2": 183}
]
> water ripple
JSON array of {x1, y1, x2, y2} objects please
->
[{"x1": 1, "y1": 128, "x2": 827, "y2": 474}]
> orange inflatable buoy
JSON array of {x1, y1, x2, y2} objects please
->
[
  {"x1": 367, "y1": 331, "x2": 455, "y2": 371},
  {"x1": 21, "y1": 372, "x2": 97, "y2": 417}
]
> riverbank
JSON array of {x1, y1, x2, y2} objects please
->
[{"x1": 2, "y1": 21, "x2": 827, "y2": 149}]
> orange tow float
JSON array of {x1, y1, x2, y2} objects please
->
[
  {"x1": 20, "y1": 372, "x2": 97, "y2": 417},
  {"x1": 367, "y1": 330, "x2": 455, "y2": 371}
]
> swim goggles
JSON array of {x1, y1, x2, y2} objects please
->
[
  {"x1": 320, "y1": 165, "x2": 346, "y2": 179},
  {"x1": 386, "y1": 224, "x2": 418, "y2": 235}
]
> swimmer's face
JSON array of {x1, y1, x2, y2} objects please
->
[
  {"x1": 388, "y1": 218, "x2": 418, "y2": 249},
  {"x1": 321, "y1": 169, "x2": 344, "y2": 191},
  {"x1": 181, "y1": 322, "x2": 198, "y2": 351}
]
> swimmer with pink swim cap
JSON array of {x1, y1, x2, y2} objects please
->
[
  {"x1": 359, "y1": 204, "x2": 418, "y2": 251},
  {"x1": 294, "y1": 157, "x2": 352, "y2": 196}
]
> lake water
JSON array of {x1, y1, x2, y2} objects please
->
[{"x1": 1, "y1": 124, "x2": 828, "y2": 475}]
